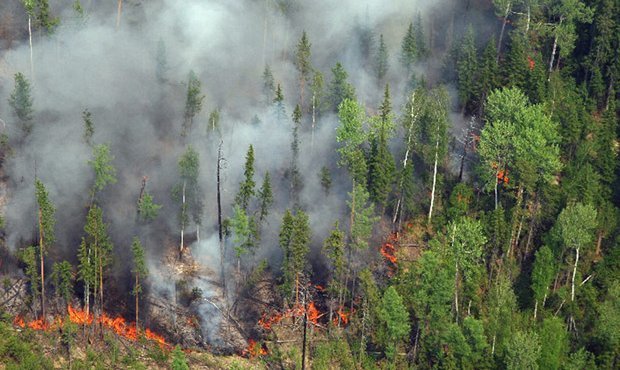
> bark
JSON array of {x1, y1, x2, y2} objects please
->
[
  {"x1": 571, "y1": 247, "x2": 579, "y2": 301},
  {"x1": 180, "y1": 180, "x2": 186, "y2": 258},
  {"x1": 28, "y1": 15, "x2": 34, "y2": 79},
  {"x1": 548, "y1": 18, "x2": 563, "y2": 74},
  {"x1": 533, "y1": 299, "x2": 538, "y2": 319},
  {"x1": 301, "y1": 298, "x2": 308, "y2": 370},
  {"x1": 217, "y1": 142, "x2": 224, "y2": 286},
  {"x1": 116, "y1": 0, "x2": 123, "y2": 30},
  {"x1": 494, "y1": 171, "x2": 499, "y2": 210},
  {"x1": 38, "y1": 209, "x2": 45, "y2": 320},
  {"x1": 497, "y1": 2, "x2": 512, "y2": 62},
  {"x1": 135, "y1": 273, "x2": 139, "y2": 330},
  {"x1": 311, "y1": 93, "x2": 316, "y2": 152},
  {"x1": 428, "y1": 139, "x2": 439, "y2": 224}
]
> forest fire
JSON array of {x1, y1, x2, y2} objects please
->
[
  {"x1": 243, "y1": 339, "x2": 268, "y2": 358},
  {"x1": 381, "y1": 232, "x2": 399, "y2": 274},
  {"x1": 258, "y1": 301, "x2": 325, "y2": 331},
  {"x1": 13, "y1": 306, "x2": 169, "y2": 348},
  {"x1": 333, "y1": 306, "x2": 355, "y2": 326}
]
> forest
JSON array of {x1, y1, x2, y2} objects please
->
[{"x1": 0, "y1": 0, "x2": 618, "y2": 369}]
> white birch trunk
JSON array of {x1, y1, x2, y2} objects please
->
[
  {"x1": 428, "y1": 139, "x2": 439, "y2": 223},
  {"x1": 180, "y1": 181, "x2": 186, "y2": 255},
  {"x1": 28, "y1": 15, "x2": 34, "y2": 79},
  {"x1": 571, "y1": 247, "x2": 579, "y2": 301}
]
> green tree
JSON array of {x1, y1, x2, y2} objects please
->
[
  {"x1": 51, "y1": 261, "x2": 73, "y2": 307},
  {"x1": 328, "y1": 63, "x2": 356, "y2": 112},
  {"x1": 400, "y1": 22, "x2": 417, "y2": 73},
  {"x1": 207, "y1": 108, "x2": 220, "y2": 136},
  {"x1": 504, "y1": 330, "x2": 541, "y2": 370},
  {"x1": 546, "y1": 0, "x2": 593, "y2": 72},
  {"x1": 257, "y1": 172, "x2": 273, "y2": 225},
  {"x1": 35, "y1": 179, "x2": 55, "y2": 319},
  {"x1": 295, "y1": 31, "x2": 312, "y2": 107},
  {"x1": 374, "y1": 34, "x2": 388, "y2": 82},
  {"x1": 279, "y1": 209, "x2": 310, "y2": 302},
  {"x1": 322, "y1": 221, "x2": 345, "y2": 298},
  {"x1": 20, "y1": 245, "x2": 39, "y2": 309},
  {"x1": 310, "y1": 70, "x2": 325, "y2": 146},
  {"x1": 89, "y1": 144, "x2": 117, "y2": 199},
  {"x1": 174, "y1": 145, "x2": 201, "y2": 255},
  {"x1": 83, "y1": 205, "x2": 113, "y2": 317},
  {"x1": 319, "y1": 166, "x2": 332, "y2": 196},
  {"x1": 137, "y1": 190, "x2": 161, "y2": 222},
  {"x1": 456, "y1": 25, "x2": 478, "y2": 111},
  {"x1": 348, "y1": 183, "x2": 378, "y2": 251},
  {"x1": 367, "y1": 85, "x2": 395, "y2": 211},
  {"x1": 77, "y1": 237, "x2": 95, "y2": 316},
  {"x1": 538, "y1": 316, "x2": 568, "y2": 370},
  {"x1": 34, "y1": 0, "x2": 59, "y2": 35},
  {"x1": 182, "y1": 70, "x2": 205, "y2": 137},
  {"x1": 82, "y1": 109, "x2": 94, "y2": 146},
  {"x1": 531, "y1": 245, "x2": 555, "y2": 318},
  {"x1": 377, "y1": 286, "x2": 410, "y2": 361},
  {"x1": 336, "y1": 98, "x2": 367, "y2": 184},
  {"x1": 231, "y1": 205, "x2": 253, "y2": 275},
  {"x1": 235, "y1": 145, "x2": 256, "y2": 211},
  {"x1": 9, "y1": 72, "x2": 34, "y2": 135},
  {"x1": 476, "y1": 36, "x2": 500, "y2": 111},
  {"x1": 290, "y1": 105, "x2": 302, "y2": 206},
  {"x1": 262, "y1": 64, "x2": 275, "y2": 106},
  {"x1": 273, "y1": 83, "x2": 286, "y2": 122},
  {"x1": 413, "y1": 13, "x2": 427, "y2": 58},
  {"x1": 555, "y1": 203, "x2": 597, "y2": 301},
  {"x1": 131, "y1": 237, "x2": 148, "y2": 328},
  {"x1": 155, "y1": 38, "x2": 168, "y2": 83}
]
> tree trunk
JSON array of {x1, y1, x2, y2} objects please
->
[
  {"x1": 28, "y1": 15, "x2": 34, "y2": 79},
  {"x1": 497, "y1": 2, "x2": 511, "y2": 62},
  {"x1": 533, "y1": 299, "x2": 538, "y2": 319},
  {"x1": 571, "y1": 247, "x2": 579, "y2": 301},
  {"x1": 301, "y1": 298, "x2": 308, "y2": 370},
  {"x1": 217, "y1": 142, "x2": 224, "y2": 287},
  {"x1": 311, "y1": 93, "x2": 316, "y2": 153},
  {"x1": 180, "y1": 180, "x2": 186, "y2": 258},
  {"x1": 116, "y1": 0, "x2": 123, "y2": 30},
  {"x1": 135, "y1": 273, "x2": 139, "y2": 330},
  {"x1": 394, "y1": 92, "x2": 419, "y2": 229},
  {"x1": 428, "y1": 139, "x2": 439, "y2": 224},
  {"x1": 39, "y1": 209, "x2": 45, "y2": 321},
  {"x1": 454, "y1": 261, "x2": 459, "y2": 323},
  {"x1": 526, "y1": 4, "x2": 531, "y2": 34},
  {"x1": 359, "y1": 298, "x2": 367, "y2": 365},
  {"x1": 548, "y1": 18, "x2": 562, "y2": 74}
]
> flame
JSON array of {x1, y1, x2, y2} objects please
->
[
  {"x1": 527, "y1": 56, "x2": 535, "y2": 71},
  {"x1": 243, "y1": 339, "x2": 268, "y2": 358},
  {"x1": 381, "y1": 243, "x2": 397, "y2": 265},
  {"x1": 314, "y1": 284, "x2": 325, "y2": 292},
  {"x1": 12, "y1": 306, "x2": 169, "y2": 348},
  {"x1": 13, "y1": 316, "x2": 25, "y2": 328},
  {"x1": 258, "y1": 301, "x2": 325, "y2": 331},
  {"x1": 68, "y1": 304, "x2": 93, "y2": 325},
  {"x1": 490, "y1": 163, "x2": 509, "y2": 184},
  {"x1": 332, "y1": 306, "x2": 355, "y2": 327}
]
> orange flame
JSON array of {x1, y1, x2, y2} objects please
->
[
  {"x1": 27, "y1": 318, "x2": 48, "y2": 331},
  {"x1": 243, "y1": 339, "x2": 268, "y2": 358},
  {"x1": 258, "y1": 301, "x2": 325, "y2": 331},
  {"x1": 333, "y1": 306, "x2": 355, "y2": 327},
  {"x1": 13, "y1": 316, "x2": 25, "y2": 328},
  {"x1": 381, "y1": 243, "x2": 397, "y2": 265},
  {"x1": 68, "y1": 305, "x2": 93, "y2": 325},
  {"x1": 527, "y1": 56, "x2": 535, "y2": 71}
]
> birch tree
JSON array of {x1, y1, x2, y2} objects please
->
[{"x1": 35, "y1": 179, "x2": 55, "y2": 320}]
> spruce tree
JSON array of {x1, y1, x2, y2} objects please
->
[
  {"x1": 262, "y1": 64, "x2": 275, "y2": 106},
  {"x1": 328, "y1": 63, "x2": 356, "y2": 112},
  {"x1": 131, "y1": 237, "x2": 147, "y2": 328},
  {"x1": 295, "y1": 31, "x2": 312, "y2": 107},
  {"x1": 182, "y1": 70, "x2": 205, "y2": 137},
  {"x1": 235, "y1": 145, "x2": 256, "y2": 211},
  {"x1": 35, "y1": 179, "x2": 55, "y2": 320},
  {"x1": 9, "y1": 72, "x2": 34, "y2": 135},
  {"x1": 375, "y1": 34, "x2": 388, "y2": 82},
  {"x1": 400, "y1": 22, "x2": 417, "y2": 73}
]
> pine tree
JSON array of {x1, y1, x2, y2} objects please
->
[
  {"x1": 82, "y1": 109, "x2": 94, "y2": 146},
  {"x1": 131, "y1": 237, "x2": 147, "y2": 329},
  {"x1": 377, "y1": 286, "x2": 410, "y2": 361},
  {"x1": 235, "y1": 145, "x2": 256, "y2": 211},
  {"x1": 257, "y1": 172, "x2": 273, "y2": 225},
  {"x1": 35, "y1": 179, "x2": 55, "y2": 320},
  {"x1": 182, "y1": 70, "x2": 205, "y2": 137},
  {"x1": 9, "y1": 72, "x2": 34, "y2": 135},
  {"x1": 174, "y1": 145, "x2": 201, "y2": 255},
  {"x1": 51, "y1": 261, "x2": 73, "y2": 308},
  {"x1": 400, "y1": 22, "x2": 417, "y2": 73},
  {"x1": 231, "y1": 205, "x2": 253, "y2": 275},
  {"x1": 413, "y1": 13, "x2": 427, "y2": 58},
  {"x1": 328, "y1": 63, "x2": 356, "y2": 112},
  {"x1": 262, "y1": 64, "x2": 275, "y2": 106},
  {"x1": 476, "y1": 36, "x2": 500, "y2": 111},
  {"x1": 295, "y1": 31, "x2": 312, "y2": 107},
  {"x1": 20, "y1": 245, "x2": 39, "y2": 309},
  {"x1": 290, "y1": 105, "x2": 303, "y2": 206},
  {"x1": 137, "y1": 190, "x2": 161, "y2": 222},
  {"x1": 367, "y1": 85, "x2": 395, "y2": 211},
  {"x1": 336, "y1": 98, "x2": 367, "y2": 184},
  {"x1": 319, "y1": 166, "x2": 332, "y2": 196},
  {"x1": 375, "y1": 34, "x2": 388, "y2": 82},
  {"x1": 83, "y1": 205, "x2": 113, "y2": 316},
  {"x1": 323, "y1": 221, "x2": 345, "y2": 296},
  {"x1": 273, "y1": 83, "x2": 286, "y2": 122},
  {"x1": 456, "y1": 25, "x2": 478, "y2": 111},
  {"x1": 89, "y1": 144, "x2": 117, "y2": 200}
]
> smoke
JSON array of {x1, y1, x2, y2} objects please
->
[{"x1": 0, "y1": 0, "x2": 495, "y2": 347}]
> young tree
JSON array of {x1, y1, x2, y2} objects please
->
[
  {"x1": 295, "y1": 31, "x2": 312, "y2": 108},
  {"x1": 336, "y1": 98, "x2": 367, "y2": 185},
  {"x1": 374, "y1": 34, "x2": 388, "y2": 82},
  {"x1": 262, "y1": 65, "x2": 275, "y2": 106},
  {"x1": 235, "y1": 145, "x2": 256, "y2": 211},
  {"x1": 413, "y1": 13, "x2": 427, "y2": 58},
  {"x1": 137, "y1": 190, "x2": 161, "y2": 222},
  {"x1": 367, "y1": 85, "x2": 395, "y2": 211},
  {"x1": 456, "y1": 26, "x2": 478, "y2": 112},
  {"x1": 182, "y1": 70, "x2": 205, "y2": 138},
  {"x1": 377, "y1": 286, "x2": 410, "y2": 362},
  {"x1": 273, "y1": 83, "x2": 286, "y2": 122},
  {"x1": 310, "y1": 70, "x2": 324, "y2": 149},
  {"x1": 131, "y1": 237, "x2": 148, "y2": 329},
  {"x1": 89, "y1": 144, "x2": 117, "y2": 201},
  {"x1": 531, "y1": 245, "x2": 555, "y2": 318},
  {"x1": 555, "y1": 203, "x2": 597, "y2": 301},
  {"x1": 231, "y1": 205, "x2": 253, "y2": 276},
  {"x1": 9, "y1": 72, "x2": 34, "y2": 135},
  {"x1": 84, "y1": 205, "x2": 113, "y2": 317},
  {"x1": 20, "y1": 245, "x2": 39, "y2": 310},
  {"x1": 82, "y1": 109, "x2": 94, "y2": 146},
  {"x1": 207, "y1": 108, "x2": 220, "y2": 136},
  {"x1": 257, "y1": 171, "x2": 273, "y2": 225},
  {"x1": 323, "y1": 221, "x2": 345, "y2": 300},
  {"x1": 290, "y1": 105, "x2": 303, "y2": 206},
  {"x1": 175, "y1": 145, "x2": 200, "y2": 256},
  {"x1": 34, "y1": 0, "x2": 59, "y2": 35},
  {"x1": 77, "y1": 237, "x2": 95, "y2": 316},
  {"x1": 35, "y1": 179, "x2": 55, "y2": 320},
  {"x1": 319, "y1": 166, "x2": 332, "y2": 196},
  {"x1": 50, "y1": 261, "x2": 73, "y2": 309},
  {"x1": 538, "y1": 316, "x2": 568, "y2": 370},
  {"x1": 279, "y1": 209, "x2": 311, "y2": 303},
  {"x1": 504, "y1": 331, "x2": 541, "y2": 370},
  {"x1": 328, "y1": 63, "x2": 356, "y2": 112},
  {"x1": 400, "y1": 22, "x2": 417, "y2": 73}
]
